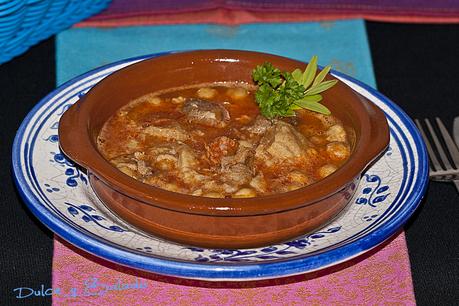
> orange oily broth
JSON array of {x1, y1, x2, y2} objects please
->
[{"x1": 97, "y1": 83, "x2": 352, "y2": 198}]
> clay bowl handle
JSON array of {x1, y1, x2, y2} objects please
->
[{"x1": 58, "y1": 98, "x2": 93, "y2": 169}]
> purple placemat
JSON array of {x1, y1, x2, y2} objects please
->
[{"x1": 78, "y1": 0, "x2": 459, "y2": 26}]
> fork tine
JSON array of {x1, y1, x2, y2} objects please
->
[
  {"x1": 425, "y1": 118, "x2": 453, "y2": 170},
  {"x1": 415, "y1": 119, "x2": 442, "y2": 172},
  {"x1": 435, "y1": 117, "x2": 459, "y2": 167}
]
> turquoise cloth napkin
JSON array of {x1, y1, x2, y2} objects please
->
[{"x1": 56, "y1": 19, "x2": 375, "y2": 87}]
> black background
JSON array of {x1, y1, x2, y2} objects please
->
[{"x1": 1, "y1": 22, "x2": 458, "y2": 305}]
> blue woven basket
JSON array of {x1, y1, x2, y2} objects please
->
[{"x1": 0, "y1": 0, "x2": 111, "y2": 64}]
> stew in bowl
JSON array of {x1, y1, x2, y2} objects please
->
[{"x1": 58, "y1": 50, "x2": 389, "y2": 248}]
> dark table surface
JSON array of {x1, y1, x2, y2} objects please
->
[{"x1": 1, "y1": 21, "x2": 458, "y2": 306}]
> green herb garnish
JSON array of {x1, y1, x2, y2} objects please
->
[{"x1": 252, "y1": 56, "x2": 337, "y2": 119}]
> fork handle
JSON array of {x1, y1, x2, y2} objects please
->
[{"x1": 454, "y1": 180, "x2": 459, "y2": 193}]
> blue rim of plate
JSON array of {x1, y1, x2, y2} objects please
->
[{"x1": 12, "y1": 51, "x2": 429, "y2": 281}]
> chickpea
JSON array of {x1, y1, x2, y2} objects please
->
[
  {"x1": 171, "y1": 96, "x2": 186, "y2": 104},
  {"x1": 286, "y1": 184, "x2": 303, "y2": 191},
  {"x1": 192, "y1": 189, "x2": 203, "y2": 196},
  {"x1": 117, "y1": 110, "x2": 128, "y2": 117},
  {"x1": 318, "y1": 164, "x2": 338, "y2": 178},
  {"x1": 148, "y1": 96, "x2": 162, "y2": 105},
  {"x1": 203, "y1": 192, "x2": 225, "y2": 198},
  {"x1": 326, "y1": 124, "x2": 347, "y2": 142},
  {"x1": 133, "y1": 93, "x2": 162, "y2": 106},
  {"x1": 326, "y1": 142, "x2": 351, "y2": 161},
  {"x1": 287, "y1": 170, "x2": 312, "y2": 185},
  {"x1": 197, "y1": 87, "x2": 218, "y2": 99},
  {"x1": 233, "y1": 188, "x2": 257, "y2": 198},
  {"x1": 163, "y1": 183, "x2": 181, "y2": 193},
  {"x1": 236, "y1": 115, "x2": 252, "y2": 124},
  {"x1": 226, "y1": 87, "x2": 248, "y2": 99}
]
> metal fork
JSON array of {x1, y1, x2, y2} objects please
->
[{"x1": 415, "y1": 118, "x2": 459, "y2": 192}]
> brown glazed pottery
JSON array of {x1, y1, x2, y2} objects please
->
[{"x1": 58, "y1": 50, "x2": 389, "y2": 249}]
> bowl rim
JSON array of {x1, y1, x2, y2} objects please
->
[{"x1": 58, "y1": 50, "x2": 390, "y2": 216}]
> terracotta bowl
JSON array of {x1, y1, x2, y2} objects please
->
[{"x1": 58, "y1": 50, "x2": 389, "y2": 249}]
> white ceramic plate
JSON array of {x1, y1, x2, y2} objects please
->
[{"x1": 12, "y1": 52, "x2": 428, "y2": 281}]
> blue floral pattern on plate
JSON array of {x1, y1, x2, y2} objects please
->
[
  {"x1": 65, "y1": 202, "x2": 126, "y2": 232},
  {"x1": 355, "y1": 174, "x2": 390, "y2": 207},
  {"x1": 187, "y1": 227, "x2": 342, "y2": 262}
]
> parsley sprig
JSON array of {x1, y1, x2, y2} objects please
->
[{"x1": 252, "y1": 56, "x2": 337, "y2": 119}]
